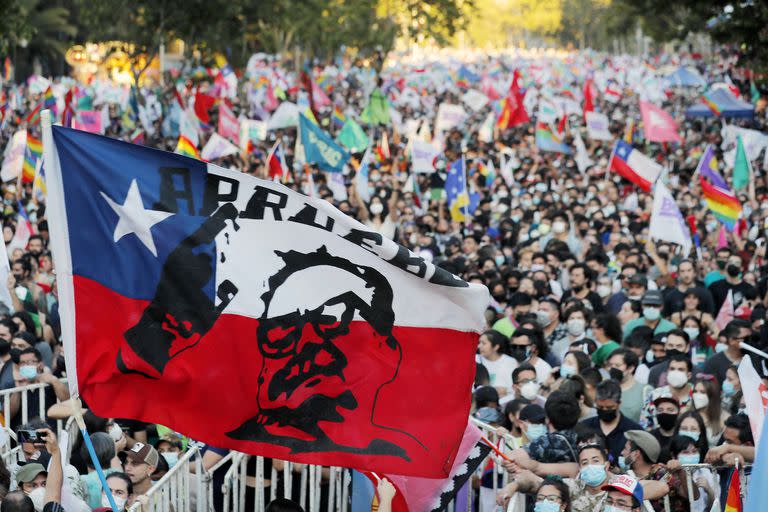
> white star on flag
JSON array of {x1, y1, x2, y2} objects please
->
[{"x1": 100, "y1": 179, "x2": 174, "y2": 257}]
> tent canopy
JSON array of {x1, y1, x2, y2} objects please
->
[
  {"x1": 665, "y1": 67, "x2": 707, "y2": 88},
  {"x1": 685, "y1": 89, "x2": 754, "y2": 119}
]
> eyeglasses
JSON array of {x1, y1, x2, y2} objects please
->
[{"x1": 604, "y1": 498, "x2": 634, "y2": 510}]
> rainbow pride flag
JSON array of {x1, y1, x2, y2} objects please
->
[
  {"x1": 332, "y1": 106, "x2": 346, "y2": 129},
  {"x1": 724, "y1": 468, "x2": 742, "y2": 512},
  {"x1": 22, "y1": 136, "x2": 43, "y2": 184},
  {"x1": 697, "y1": 145, "x2": 741, "y2": 230},
  {"x1": 175, "y1": 135, "x2": 201, "y2": 159},
  {"x1": 43, "y1": 86, "x2": 55, "y2": 110}
]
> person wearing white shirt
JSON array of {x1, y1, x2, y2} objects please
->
[{"x1": 476, "y1": 330, "x2": 518, "y2": 397}]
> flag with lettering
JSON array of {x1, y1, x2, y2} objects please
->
[
  {"x1": 299, "y1": 113, "x2": 350, "y2": 173},
  {"x1": 43, "y1": 123, "x2": 489, "y2": 477}
]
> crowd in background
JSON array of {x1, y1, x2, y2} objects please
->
[{"x1": 0, "y1": 46, "x2": 766, "y2": 511}]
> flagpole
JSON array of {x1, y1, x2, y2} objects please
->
[
  {"x1": 41, "y1": 109, "x2": 119, "y2": 512},
  {"x1": 461, "y1": 152, "x2": 469, "y2": 229}
]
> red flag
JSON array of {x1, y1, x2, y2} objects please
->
[
  {"x1": 557, "y1": 115, "x2": 567, "y2": 135},
  {"x1": 583, "y1": 78, "x2": 595, "y2": 119},
  {"x1": 724, "y1": 468, "x2": 742, "y2": 512},
  {"x1": 194, "y1": 91, "x2": 216, "y2": 125},
  {"x1": 497, "y1": 70, "x2": 529, "y2": 129},
  {"x1": 265, "y1": 140, "x2": 287, "y2": 181}
]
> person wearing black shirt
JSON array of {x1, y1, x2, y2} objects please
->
[
  {"x1": 709, "y1": 253, "x2": 756, "y2": 312},
  {"x1": 562, "y1": 263, "x2": 604, "y2": 313},
  {"x1": 579, "y1": 379, "x2": 642, "y2": 462},
  {"x1": 662, "y1": 259, "x2": 715, "y2": 316}
]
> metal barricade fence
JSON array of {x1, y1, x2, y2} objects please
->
[
  {"x1": 0, "y1": 378, "x2": 68, "y2": 435},
  {"x1": 127, "y1": 445, "x2": 203, "y2": 512},
  {"x1": 221, "y1": 456, "x2": 348, "y2": 512}
]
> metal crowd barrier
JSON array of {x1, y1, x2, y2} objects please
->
[
  {"x1": 127, "y1": 445, "x2": 204, "y2": 512},
  {"x1": 0, "y1": 378, "x2": 69, "y2": 432},
  {"x1": 221, "y1": 456, "x2": 348, "y2": 512}
]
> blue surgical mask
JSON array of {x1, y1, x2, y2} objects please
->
[
  {"x1": 526, "y1": 423, "x2": 547, "y2": 442},
  {"x1": 680, "y1": 430, "x2": 700, "y2": 442},
  {"x1": 579, "y1": 464, "x2": 607, "y2": 487},
  {"x1": 683, "y1": 327, "x2": 700, "y2": 340},
  {"x1": 533, "y1": 501, "x2": 561, "y2": 512},
  {"x1": 643, "y1": 307, "x2": 661, "y2": 321},
  {"x1": 618, "y1": 455, "x2": 631, "y2": 471},
  {"x1": 678, "y1": 453, "x2": 700, "y2": 465},
  {"x1": 162, "y1": 451, "x2": 179, "y2": 468},
  {"x1": 495, "y1": 255, "x2": 506, "y2": 266},
  {"x1": 560, "y1": 364, "x2": 577, "y2": 377},
  {"x1": 722, "y1": 380, "x2": 735, "y2": 397},
  {"x1": 19, "y1": 365, "x2": 37, "y2": 380}
]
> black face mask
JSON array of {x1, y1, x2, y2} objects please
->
[
  {"x1": 0, "y1": 340, "x2": 9, "y2": 357},
  {"x1": 510, "y1": 346, "x2": 530, "y2": 362},
  {"x1": 608, "y1": 368, "x2": 624, "y2": 382},
  {"x1": 726, "y1": 264, "x2": 741, "y2": 277},
  {"x1": 657, "y1": 412, "x2": 678, "y2": 431},
  {"x1": 665, "y1": 348, "x2": 684, "y2": 359},
  {"x1": 716, "y1": 260, "x2": 727, "y2": 270},
  {"x1": 9, "y1": 348, "x2": 21, "y2": 365},
  {"x1": 572, "y1": 284, "x2": 584, "y2": 293},
  {"x1": 597, "y1": 408, "x2": 618, "y2": 423}
]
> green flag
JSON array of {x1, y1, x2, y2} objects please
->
[
  {"x1": 336, "y1": 119, "x2": 369, "y2": 153},
  {"x1": 732, "y1": 135, "x2": 751, "y2": 191},
  {"x1": 751, "y1": 81, "x2": 760, "y2": 105},
  {"x1": 360, "y1": 88, "x2": 390, "y2": 126}
]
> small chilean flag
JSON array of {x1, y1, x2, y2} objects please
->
[
  {"x1": 266, "y1": 140, "x2": 288, "y2": 182},
  {"x1": 609, "y1": 141, "x2": 662, "y2": 192}
]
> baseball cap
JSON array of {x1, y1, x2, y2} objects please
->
[
  {"x1": 625, "y1": 429, "x2": 661, "y2": 463},
  {"x1": 642, "y1": 290, "x2": 663, "y2": 306},
  {"x1": 124, "y1": 442, "x2": 160, "y2": 467},
  {"x1": 16, "y1": 463, "x2": 46, "y2": 484},
  {"x1": 627, "y1": 274, "x2": 646, "y2": 286},
  {"x1": 602, "y1": 474, "x2": 644, "y2": 504},
  {"x1": 653, "y1": 395, "x2": 680, "y2": 408},
  {"x1": 518, "y1": 404, "x2": 546, "y2": 423}
]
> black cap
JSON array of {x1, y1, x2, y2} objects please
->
[{"x1": 519, "y1": 404, "x2": 546, "y2": 423}]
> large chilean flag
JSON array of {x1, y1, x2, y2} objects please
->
[{"x1": 41, "y1": 114, "x2": 488, "y2": 477}]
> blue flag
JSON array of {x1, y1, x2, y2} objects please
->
[
  {"x1": 746, "y1": 415, "x2": 768, "y2": 510},
  {"x1": 445, "y1": 158, "x2": 479, "y2": 222},
  {"x1": 299, "y1": 113, "x2": 350, "y2": 173}
]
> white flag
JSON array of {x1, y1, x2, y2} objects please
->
[
  {"x1": 410, "y1": 139, "x2": 441, "y2": 173},
  {"x1": 478, "y1": 112, "x2": 494, "y2": 144},
  {"x1": 201, "y1": 132, "x2": 240, "y2": 161},
  {"x1": 585, "y1": 111, "x2": 613, "y2": 141},
  {"x1": 737, "y1": 355, "x2": 768, "y2": 448},
  {"x1": 573, "y1": 131, "x2": 594, "y2": 173},
  {"x1": 649, "y1": 182, "x2": 691, "y2": 256}
]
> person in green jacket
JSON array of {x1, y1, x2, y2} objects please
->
[{"x1": 591, "y1": 312, "x2": 622, "y2": 368}]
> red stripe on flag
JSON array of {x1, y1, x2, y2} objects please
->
[
  {"x1": 610, "y1": 155, "x2": 652, "y2": 192},
  {"x1": 74, "y1": 275, "x2": 476, "y2": 477}
]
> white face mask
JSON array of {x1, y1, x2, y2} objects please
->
[
  {"x1": 597, "y1": 285, "x2": 612, "y2": 298},
  {"x1": 102, "y1": 494, "x2": 128, "y2": 511},
  {"x1": 109, "y1": 423, "x2": 123, "y2": 442},
  {"x1": 29, "y1": 487, "x2": 45, "y2": 512},
  {"x1": 552, "y1": 221, "x2": 567, "y2": 234},
  {"x1": 520, "y1": 381, "x2": 540, "y2": 401},
  {"x1": 692, "y1": 392, "x2": 709, "y2": 410},
  {"x1": 567, "y1": 318, "x2": 586, "y2": 336},
  {"x1": 370, "y1": 203, "x2": 384, "y2": 215},
  {"x1": 667, "y1": 370, "x2": 688, "y2": 389}
]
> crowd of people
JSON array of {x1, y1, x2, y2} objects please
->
[{"x1": 0, "y1": 45, "x2": 766, "y2": 512}]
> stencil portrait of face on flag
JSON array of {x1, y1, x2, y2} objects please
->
[{"x1": 43, "y1": 121, "x2": 488, "y2": 477}]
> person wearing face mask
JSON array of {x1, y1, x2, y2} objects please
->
[
  {"x1": 689, "y1": 377, "x2": 727, "y2": 446},
  {"x1": 702, "y1": 319, "x2": 752, "y2": 384},
  {"x1": 558, "y1": 305, "x2": 589, "y2": 363},
  {"x1": 509, "y1": 364, "x2": 546, "y2": 407},
  {"x1": 578, "y1": 380, "x2": 642, "y2": 462},
  {"x1": 720, "y1": 365, "x2": 741, "y2": 410},
  {"x1": 353, "y1": 181, "x2": 399, "y2": 240},
  {"x1": 606, "y1": 349, "x2": 650, "y2": 423},
  {"x1": 498, "y1": 444, "x2": 669, "y2": 512},
  {"x1": 641, "y1": 354, "x2": 693, "y2": 429},
  {"x1": 646, "y1": 330, "x2": 690, "y2": 388},
  {"x1": 647, "y1": 396, "x2": 681, "y2": 463},
  {"x1": 708, "y1": 253, "x2": 756, "y2": 312},
  {"x1": 622, "y1": 291, "x2": 675, "y2": 339},
  {"x1": 510, "y1": 328, "x2": 552, "y2": 384},
  {"x1": 538, "y1": 298, "x2": 568, "y2": 358},
  {"x1": 13, "y1": 348, "x2": 68, "y2": 429},
  {"x1": 496, "y1": 476, "x2": 571, "y2": 512},
  {"x1": 517, "y1": 404, "x2": 549, "y2": 445},
  {"x1": 90, "y1": 472, "x2": 134, "y2": 512},
  {"x1": 667, "y1": 436, "x2": 717, "y2": 512}
]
